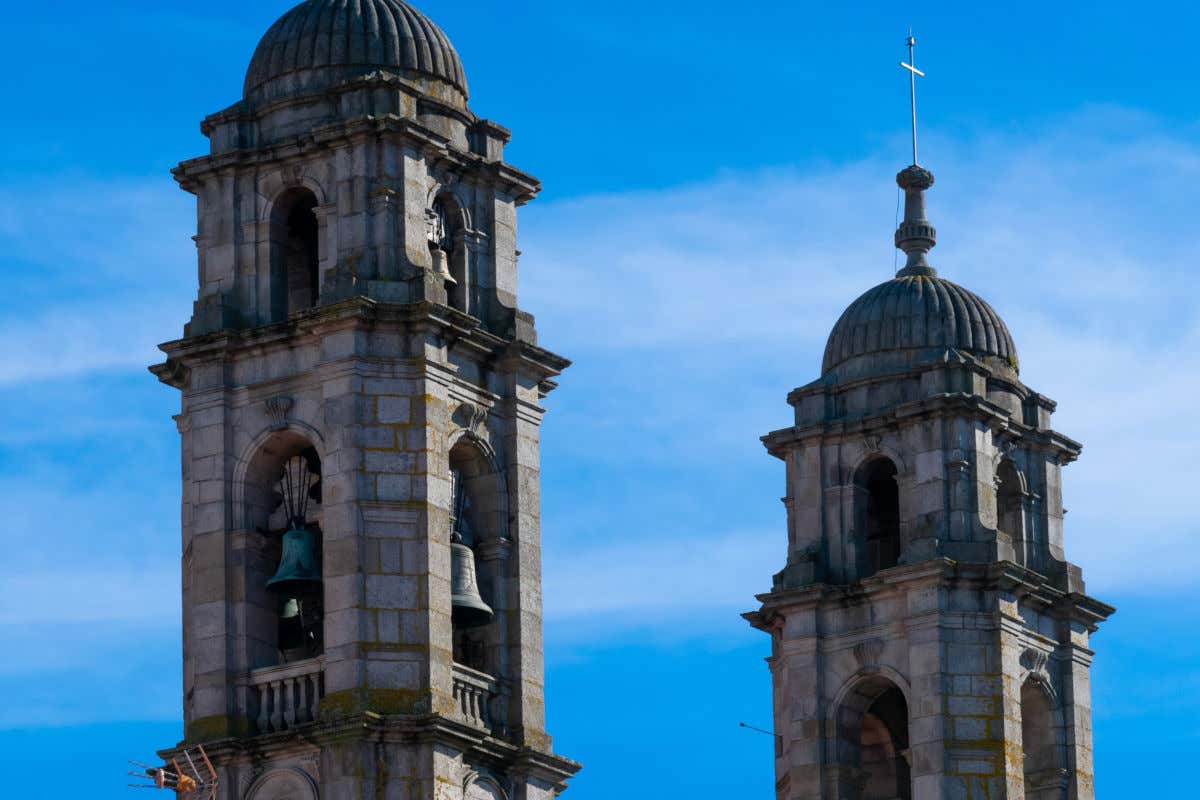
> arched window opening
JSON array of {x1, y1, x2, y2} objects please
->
[
  {"x1": 243, "y1": 433, "x2": 324, "y2": 668},
  {"x1": 448, "y1": 438, "x2": 503, "y2": 675},
  {"x1": 861, "y1": 688, "x2": 911, "y2": 800},
  {"x1": 837, "y1": 679, "x2": 912, "y2": 800},
  {"x1": 997, "y1": 459, "x2": 1027, "y2": 567},
  {"x1": 1021, "y1": 680, "x2": 1065, "y2": 799},
  {"x1": 428, "y1": 196, "x2": 469, "y2": 313},
  {"x1": 856, "y1": 458, "x2": 901, "y2": 578},
  {"x1": 270, "y1": 187, "x2": 320, "y2": 321}
]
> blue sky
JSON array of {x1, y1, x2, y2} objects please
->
[{"x1": 1, "y1": 1, "x2": 1198, "y2": 797}]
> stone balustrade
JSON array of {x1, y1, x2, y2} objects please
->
[
  {"x1": 451, "y1": 663, "x2": 499, "y2": 731},
  {"x1": 246, "y1": 659, "x2": 324, "y2": 735}
]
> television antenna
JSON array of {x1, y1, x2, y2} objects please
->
[{"x1": 127, "y1": 745, "x2": 218, "y2": 799}]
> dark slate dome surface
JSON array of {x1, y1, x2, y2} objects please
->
[
  {"x1": 244, "y1": 0, "x2": 468, "y2": 102},
  {"x1": 822, "y1": 274, "x2": 1018, "y2": 376}
]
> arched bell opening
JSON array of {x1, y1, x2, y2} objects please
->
[
  {"x1": 448, "y1": 436, "x2": 505, "y2": 677},
  {"x1": 853, "y1": 457, "x2": 901, "y2": 579},
  {"x1": 835, "y1": 676, "x2": 912, "y2": 800},
  {"x1": 997, "y1": 459, "x2": 1029, "y2": 568},
  {"x1": 1021, "y1": 678, "x2": 1067, "y2": 800},
  {"x1": 428, "y1": 194, "x2": 470, "y2": 314},
  {"x1": 269, "y1": 187, "x2": 320, "y2": 322},
  {"x1": 242, "y1": 431, "x2": 324, "y2": 668}
]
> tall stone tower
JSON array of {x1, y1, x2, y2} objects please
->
[
  {"x1": 151, "y1": 2, "x2": 579, "y2": 798},
  {"x1": 745, "y1": 164, "x2": 1113, "y2": 800}
]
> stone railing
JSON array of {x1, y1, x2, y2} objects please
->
[
  {"x1": 246, "y1": 659, "x2": 324, "y2": 735},
  {"x1": 451, "y1": 663, "x2": 501, "y2": 731}
]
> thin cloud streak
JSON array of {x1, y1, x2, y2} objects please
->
[
  {"x1": 528, "y1": 107, "x2": 1200, "y2": 612},
  {"x1": 544, "y1": 531, "x2": 779, "y2": 622},
  {"x1": 1, "y1": 109, "x2": 1194, "y2": 647},
  {"x1": 0, "y1": 178, "x2": 193, "y2": 385}
]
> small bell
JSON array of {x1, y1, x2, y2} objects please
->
[
  {"x1": 431, "y1": 246, "x2": 456, "y2": 284},
  {"x1": 451, "y1": 532, "x2": 493, "y2": 628},
  {"x1": 267, "y1": 523, "x2": 322, "y2": 594}
]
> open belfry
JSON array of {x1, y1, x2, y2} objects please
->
[
  {"x1": 744, "y1": 41, "x2": 1114, "y2": 800},
  {"x1": 151, "y1": 1, "x2": 579, "y2": 798}
]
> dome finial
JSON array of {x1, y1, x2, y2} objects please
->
[
  {"x1": 895, "y1": 35, "x2": 936, "y2": 277},
  {"x1": 895, "y1": 165, "x2": 937, "y2": 277}
]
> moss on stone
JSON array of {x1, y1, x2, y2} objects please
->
[
  {"x1": 186, "y1": 713, "x2": 245, "y2": 743},
  {"x1": 320, "y1": 687, "x2": 432, "y2": 717}
]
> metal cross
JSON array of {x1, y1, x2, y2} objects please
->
[{"x1": 900, "y1": 34, "x2": 925, "y2": 165}]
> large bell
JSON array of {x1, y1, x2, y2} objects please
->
[
  {"x1": 267, "y1": 523, "x2": 322, "y2": 594},
  {"x1": 451, "y1": 535, "x2": 493, "y2": 628}
]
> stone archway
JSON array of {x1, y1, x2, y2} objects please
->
[
  {"x1": 245, "y1": 767, "x2": 319, "y2": 800},
  {"x1": 835, "y1": 674, "x2": 912, "y2": 800}
]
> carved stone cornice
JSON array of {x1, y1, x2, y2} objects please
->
[
  {"x1": 150, "y1": 358, "x2": 190, "y2": 389},
  {"x1": 762, "y1": 391, "x2": 1081, "y2": 466},
  {"x1": 161, "y1": 710, "x2": 579, "y2": 790},
  {"x1": 179, "y1": 111, "x2": 541, "y2": 204},
  {"x1": 153, "y1": 299, "x2": 569, "y2": 389}
]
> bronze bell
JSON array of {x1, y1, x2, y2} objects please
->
[
  {"x1": 267, "y1": 522, "x2": 322, "y2": 594},
  {"x1": 450, "y1": 533, "x2": 493, "y2": 628},
  {"x1": 431, "y1": 246, "x2": 456, "y2": 284}
]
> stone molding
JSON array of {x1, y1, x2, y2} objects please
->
[
  {"x1": 244, "y1": 766, "x2": 319, "y2": 800},
  {"x1": 463, "y1": 770, "x2": 509, "y2": 800}
]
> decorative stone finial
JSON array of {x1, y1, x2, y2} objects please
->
[{"x1": 894, "y1": 165, "x2": 937, "y2": 277}]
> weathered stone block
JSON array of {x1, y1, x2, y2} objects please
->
[{"x1": 366, "y1": 575, "x2": 418, "y2": 610}]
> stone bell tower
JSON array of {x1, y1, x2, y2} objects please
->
[
  {"x1": 744, "y1": 163, "x2": 1113, "y2": 800},
  {"x1": 151, "y1": 2, "x2": 579, "y2": 798}
]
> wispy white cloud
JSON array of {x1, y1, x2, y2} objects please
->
[
  {"x1": 0, "y1": 179, "x2": 193, "y2": 385},
  {"x1": 0, "y1": 303, "x2": 184, "y2": 385},
  {"x1": 0, "y1": 569, "x2": 179, "y2": 629},
  {"x1": 544, "y1": 531, "x2": 778, "y2": 624},
  {"x1": 526, "y1": 107, "x2": 1200, "y2": 609},
  {"x1": 2, "y1": 109, "x2": 1195, "y2": 661}
]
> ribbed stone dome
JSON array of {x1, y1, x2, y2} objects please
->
[
  {"x1": 822, "y1": 274, "x2": 1018, "y2": 376},
  {"x1": 244, "y1": 0, "x2": 468, "y2": 104}
]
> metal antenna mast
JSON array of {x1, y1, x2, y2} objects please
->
[{"x1": 900, "y1": 33, "x2": 925, "y2": 165}]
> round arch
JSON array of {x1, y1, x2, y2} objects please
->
[
  {"x1": 232, "y1": 420, "x2": 326, "y2": 532},
  {"x1": 245, "y1": 766, "x2": 319, "y2": 800},
  {"x1": 852, "y1": 455, "x2": 902, "y2": 578},
  {"x1": 428, "y1": 189, "x2": 472, "y2": 311},
  {"x1": 447, "y1": 429, "x2": 510, "y2": 545},
  {"x1": 832, "y1": 670, "x2": 913, "y2": 800},
  {"x1": 1020, "y1": 674, "x2": 1068, "y2": 798},
  {"x1": 261, "y1": 171, "x2": 330, "y2": 219},
  {"x1": 463, "y1": 771, "x2": 508, "y2": 800}
]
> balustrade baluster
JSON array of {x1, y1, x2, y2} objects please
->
[
  {"x1": 269, "y1": 681, "x2": 283, "y2": 732},
  {"x1": 297, "y1": 674, "x2": 309, "y2": 723},
  {"x1": 247, "y1": 663, "x2": 324, "y2": 736},
  {"x1": 282, "y1": 678, "x2": 296, "y2": 728},
  {"x1": 256, "y1": 684, "x2": 270, "y2": 734}
]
